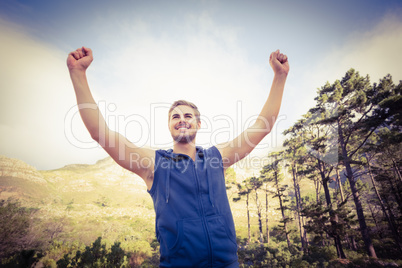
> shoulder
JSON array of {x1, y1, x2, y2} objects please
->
[
  {"x1": 205, "y1": 146, "x2": 221, "y2": 157},
  {"x1": 154, "y1": 148, "x2": 173, "y2": 158},
  {"x1": 154, "y1": 149, "x2": 171, "y2": 167},
  {"x1": 197, "y1": 146, "x2": 221, "y2": 158},
  {"x1": 202, "y1": 146, "x2": 225, "y2": 169},
  {"x1": 208, "y1": 145, "x2": 232, "y2": 170}
]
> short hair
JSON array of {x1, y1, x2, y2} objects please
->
[{"x1": 168, "y1": 100, "x2": 201, "y2": 123}]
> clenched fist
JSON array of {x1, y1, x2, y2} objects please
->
[
  {"x1": 67, "y1": 46, "x2": 93, "y2": 72},
  {"x1": 269, "y1": 50, "x2": 289, "y2": 76}
]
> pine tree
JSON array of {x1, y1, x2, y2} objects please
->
[
  {"x1": 311, "y1": 69, "x2": 380, "y2": 257},
  {"x1": 249, "y1": 176, "x2": 264, "y2": 244},
  {"x1": 233, "y1": 179, "x2": 253, "y2": 244},
  {"x1": 283, "y1": 125, "x2": 308, "y2": 253},
  {"x1": 261, "y1": 152, "x2": 292, "y2": 251}
]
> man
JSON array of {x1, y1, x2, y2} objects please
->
[{"x1": 67, "y1": 46, "x2": 289, "y2": 267}]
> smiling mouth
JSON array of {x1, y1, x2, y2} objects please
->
[{"x1": 175, "y1": 123, "x2": 190, "y2": 130}]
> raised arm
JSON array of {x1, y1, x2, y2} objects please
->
[
  {"x1": 67, "y1": 47, "x2": 154, "y2": 189},
  {"x1": 217, "y1": 50, "x2": 289, "y2": 168}
]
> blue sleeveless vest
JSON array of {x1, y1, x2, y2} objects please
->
[{"x1": 148, "y1": 146, "x2": 239, "y2": 267}]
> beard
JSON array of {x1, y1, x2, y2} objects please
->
[{"x1": 171, "y1": 131, "x2": 197, "y2": 144}]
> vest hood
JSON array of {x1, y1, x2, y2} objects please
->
[{"x1": 156, "y1": 146, "x2": 215, "y2": 207}]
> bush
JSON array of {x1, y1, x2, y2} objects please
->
[
  {"x1": 0, "y1": 199, "x2": 41, "y2": 259},
  {"x1": 0, "y1": 249, "x2": 42, "y2": 268},
  {"x1": 42, "y1": 258, "x2": 57, "y2": 268},
  {"x1": 303, "y1": 245, "x2": 338, "y2": 265},
  {"x1": 55, "y1": 237, "x2": 130, "y2": 268},
  {"x1": 237, "y1": 240, "x2": 302, "y2": 267},
  {"x1": 290, "y1": 259, "x2": 310, "y2": 268}
]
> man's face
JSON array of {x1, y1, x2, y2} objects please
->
[{"x1": 168, "y1": 105, "x2": 201, "y2": 144}]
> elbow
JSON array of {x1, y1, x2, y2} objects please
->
[
  {"x1": 263, "y1": 129, "x2": 271, "y2": 136},
  {"x1": 90, "y1": 133, "x2": 100, "y2": 143},
  {"x1": 253, "y1": 121, "x2": 272, "y2": 136},
  {"x1": 88, "y1": 128, "x2": 103, "y2": 143},
  {"x1": 90, "y1": 128, "x2": 111, "y2": 146}
]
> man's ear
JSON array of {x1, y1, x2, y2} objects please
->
[{"x1": 197, "y1": 121, "x2": 201, "y2": 130}]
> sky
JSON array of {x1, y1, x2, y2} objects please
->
[{"x1": 0, "y1": 0, "x2": 401, "y2": 170}]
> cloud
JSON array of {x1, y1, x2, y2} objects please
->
[
  {"x1": 87, "y1": 12, "x2": 272, "y2": 149},
  {"x1": 5, "y1": 9, "x2": 399, "y2": 170},
  {"x1": 309, "y1": 12, "x2": 402, "y2": 90},
  {"x1": 286, "y1": 12, "x2": 402, "y2": 130},
  {"x1": 0, "y1": 18, "x2": 107, "y2": 169},
  {"x1": 0, "y1": 13, "x2": 275, "y2": 169}
]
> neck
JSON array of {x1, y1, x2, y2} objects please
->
[{"x1": 173, "y1": 141, "x2": 197, "y2": 161}]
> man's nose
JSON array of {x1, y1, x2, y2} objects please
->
[
  {"x1": 179, "y1": 115, "x2": 188, "y2": 122},
  {"x1": 177, "y1": 117, "x2": 185, "y2": 125}
]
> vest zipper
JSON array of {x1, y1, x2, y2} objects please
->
[{"x1": 192, "y1": 159, "x2": 213, "y2": 267}]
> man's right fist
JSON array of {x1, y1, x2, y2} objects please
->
[{"x1": 67, "y1": 46, "x2": 93, "y2": 71}]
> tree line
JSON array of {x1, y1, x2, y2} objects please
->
[{"x1": 232, "y1": 68, "x2": 401, "y2": 266}]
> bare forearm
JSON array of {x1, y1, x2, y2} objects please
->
[
  {"x1": 220, "y1": 73, "x2": 287, "y2": 159},
  {"x1": 69, "y1": 69, "x2": 107, "y2": 141},
  {"x1": 254, "y1": 73, "x2": 287, "y2": 133},
  {"x1": 218, "y1": 50, "x2": 289, "y2": 168},
  {"x1": 67, "y1": 47, "x2": 156, "y2": 185}
]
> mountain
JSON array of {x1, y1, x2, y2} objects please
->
[
  {"x1": 0, "y1": 155, "x2": 50, "y2": 202},
  {"x1": 0, "y1": 155, "x2": 149, "y2": 206},
  {"x1": 1, "y1": 155, "x2": 157, "y2": 245},
  {"x1": 0, "y1": 154, "x2": 292, "y2": 247}
]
